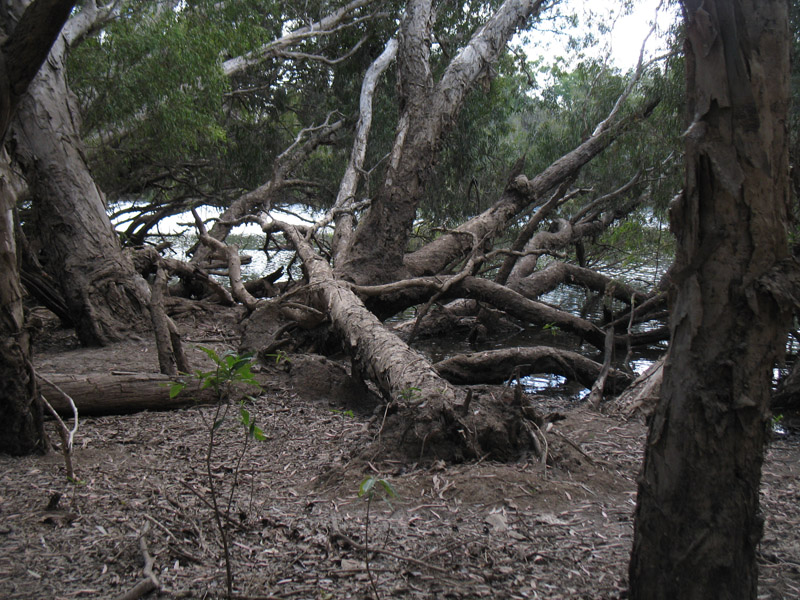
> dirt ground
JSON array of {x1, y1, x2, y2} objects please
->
[{"x1": 1, "y1": 306, "x2": 799, "y2": 599}]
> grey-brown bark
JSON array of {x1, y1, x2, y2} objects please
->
[
  {"x1": 337, "y1": 0, "x2": 546, "y2": 284},
  {"x1": 507, "y1": 196, "x2": 644, "y2": 285},
  {"x1": 9, "y1": 4, "x2": 151, "y2": 346},
  {"x1": 349, "y1": 274, "x2": 608, "y2": 348},
  {"x1": 331, "y1": 36, "x2": 397, "y2": 264},
  {"x1": 508, "y1": 260, "x2": 650, "y2": 306},
  {"x1": 0, "y1": 157, "x2": 47, "y2": 454},
  {"x1": 38, "y1": 372, "x2": 216, "y2": 417},
  {"x1": 221, "y1": 0, "x2": 376, "y2": 77},
  {"x1": 402, "y1": 98, "x2": 658, "y2": 279},
  {"x1": 192, "y1": 210, "x2": 259, "y2": 311},
  {"x1": 0, "y1": 0, "x2": 76, "y2": 455},
  {"x1": 190, "y1": 117, "x2": 344, "y2": 266},
  {"x1": 276, "y1": 220, "x2": 543, "y2": 461},
  {"x1": 434, "y1": 346, "x2": 631, "y2": 392},
  {"x1": 629, "y1": 1, "x2": 791, "y2": 597}
]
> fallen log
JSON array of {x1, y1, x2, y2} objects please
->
[
  {"x1": 38, "y1": 372, "x2": 217, "y2": 417},
  {"x1": 509, "y1": 261, "x2": 651, "y2": 306},
  {"x1": 277, "y1": 221, "x2": 540, "y2": 462},
  {"x1": 434, "y1": 346, "x2": 632, "y2": 394},
  {"x1": 608, "y1": 358, "x2": 664, "y2": 419}
]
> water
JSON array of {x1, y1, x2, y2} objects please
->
[{"x1": 133, "y1": 206, "x2": 667, "y2": 398}]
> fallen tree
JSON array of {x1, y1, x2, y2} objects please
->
[
  {"x1": 38, "y1": 372, "x2": 217, "y2": 417},
  {"x1": 41, "y1": 0, "x2": 681, "y2": 466},
  {"x1": 276, "y1": 220, "x2": 546, "y2": 461},
  {"x1": 434, "y1": 346, "x2": 632, "y2": 392}
]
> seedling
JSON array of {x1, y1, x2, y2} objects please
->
[
  {"x1": 398, "y1": 386, "x2": 421, "y2": 402},
  {"x1": 358, "y1": 477, "x2": 397, "y2": 600},
  {"x1": 171, "y1": 346, "x2": 263, "y2": 599}
]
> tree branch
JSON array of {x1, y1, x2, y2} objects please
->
[{"x1": 222, "y1": 0, "x2": 377, "y2": 77}]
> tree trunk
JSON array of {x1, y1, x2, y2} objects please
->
[
  {"x1": 9, "y1": 8, "x2": 151, "y2": 347},
  {"x1": 337, "y1": 0, "x2": 544, "y2": 284},
  {"x1": 508, "y1": 260, "x2": 650, "y2": 305},
  {"x1": 629, "y1": 2, "x2": 791, "y2": 598},
  {"x1": 0, "y1": 156, "x2": 47, "y2": 454},
  {"x1": 0, "y1": 0, "x2": 77, "y2": 455},
  {"x1": 402, "y1": 98, "x2": 658, "y2": 279},
  {"x1": 434, "y1": 346, "x2": 631, "y2": 392},
  {"x1": 38, "y1": 372, "x2": 216, "y2": 417},
  {"x1": 279, "y1": 221, "x2": 541, "y2": 462}
]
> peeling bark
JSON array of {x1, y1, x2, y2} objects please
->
[
  {"x1": 10, "y1": 10, "x2": 151, "y2": 346},
  {"x1": 38, "y1": 372, "x2": 216, "y2": 417},
  {"x1": 403, "y1": 98, "x2": 658, "y2": 278},
  {"x1": 434, "y1": 346, "x2": 631, "y2": 392},
  {"x1": 279, "y1": 221, "x2": 541, "y2": 461},
  {"x1": 630, "y1": 1, "x2": 791, "y2": 597},
  {"x1": 191, "y1": 118, "x2": 343, "y2": 265},
  {"x1": 0, "y1": 156, "x2": 47, "y2": 454},
  {"x1": 0, "y1": 0, "x2": 76, "y2": 455},
  {"x1": 507, "y1": 196, "x2": 644, "y2": 285},
  {"x1": 338, "y1": 0, "x2": 546, "y2": 284},
  {"x1": 192, "y1": 210, "x2": 259, "y2": 311},
  {"x1": 509, "y1": 260, "x2": 650, "y2": 305},
  {"x1": 331, "y1": 36, "x2": 397, "y2": 264}
]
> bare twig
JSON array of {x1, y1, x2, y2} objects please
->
[
  {"x1": 32, "y1": 367, "x2": 79, "y2": 480},
  {"x1": 330, "y1": 528, "x2": 450, "y2": 574},
  {"x1": 111, "y1": 522, "x2": 161, "y2": 600}
]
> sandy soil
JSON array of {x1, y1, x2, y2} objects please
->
[{"x1": 1, "y1": 307, "x2": 798, "y2": 599}]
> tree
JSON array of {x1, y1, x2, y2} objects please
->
[
  {"x1": 9, "y1": 0, "x2": 152, "y2": 346},
  {"x1": 57, "y1": 0, "x2": 679, "y2": 462},
  {"x1": 335, "y1": 0, "x2": 549, "y2": 284},
  {"x1": 0, "y1": 0, "x2": 77, "y2": 454},
  {"x1": 629, "y1": 1, "x2": 791, "y2": 597}
]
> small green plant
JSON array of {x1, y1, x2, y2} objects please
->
[
  {"x1": 330, "y1": 408, "x2": 355, "y2": 418},
  {"x1": 171, "y1": 346, "x2": 263, "y2": 599},
  {"x1": 358, "y1": 477, "x2": 397, "y2": 600},
  {"x1": 542, "y1": 322, "x2": 560, "y2": 336},
  {"x1": 398, "y1": 386, "x2": 421, "y2": 402},
  {"x1": 772, "y1": 413, "x2": 786, "y2": 436},
  {"x1": 263, "y1": 349, "x2": 290, "y2": 365}
]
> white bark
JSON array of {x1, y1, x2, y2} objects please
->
[
  {"x1": 222, "y1": 0, "x2": 376, "y2": 77},
  {"x1": 331, "y1": 37, "x2": 397, "y2": 263}
]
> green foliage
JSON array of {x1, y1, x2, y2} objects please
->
[
  {"x1": 69, "y1": 1, "x2": 240, "y2": 171},
  {"x1": 170, "y1": 347, "x2": 264, "y2": 598},
  {"x1": 358, "y1": 476, "x2": 397, "y2": 501},
  {"x1": 68, "y1": 0, "x2": 395, "y2": 228},
  {"x1": 542, "y1": 322, "x2": 560, "y2": 336},
  {"x1": 398, "y1": 386, "x2": 421, "y2": 402},
  {"x1": 192, "y1": 345, "x2": 261, "y2": 395},
  {"x1": 239, "y1": 405, "x2": 266, "y2": 441},
  {"x1": 330, "y1": 408, "x2": 355, "y2": 418},
  {"x1": 65, "y1": 0, "x2": 686, "y2": 277},
  {"x1": 264, "y1": 350, "x2": 290, "y2": 365}
]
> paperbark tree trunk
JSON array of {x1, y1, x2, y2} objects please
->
[
  {"x1": 278, "y1": 221, "x2": 542, "y2": 461},
  {"x1": 9, "y1": 2, "x2": 151, "y2": 347},
  {"x1": 337, "y1": 0, "x2": 545, "y2": 284},
  {"x1": 629, "y1": 1, "x2": 791, "y2": 597},
  {"x1": 0, "y1": 156, "x2": 47, "y2": 454},
  {"x1": 0, "y1": 0, "x2": 76, "y2": 455},
  {"x1": 38, "y1": 372, "x2": 216, "y2": 417},
  {"x1": 402, "y1": 98, "x2": 658, "y2": 278}
]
